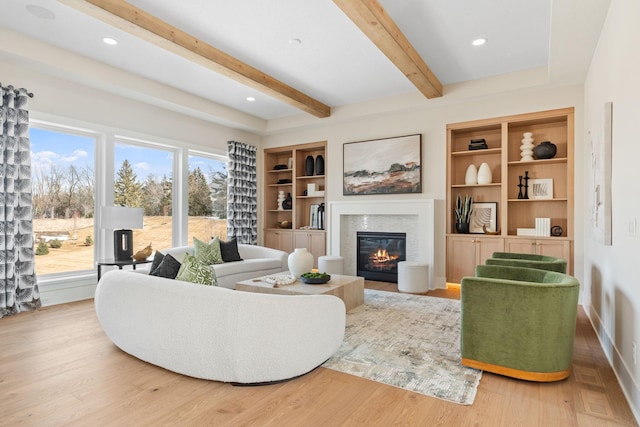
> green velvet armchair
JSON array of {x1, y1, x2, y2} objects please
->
[
  {"x1": 485, "y1": 252, "x2": 567, "y2": 273},
  {"x1": 460, "y1": 264, "x2": 579, "y2": 381}
]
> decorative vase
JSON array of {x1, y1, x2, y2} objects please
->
[
  {"x1": 277, "y1": 190, "x2": 285, "y2": 210},
  {"x1": 533, "y1": 141, "x2": 557, "y2": 159},
  {"x1": 455, "y1": 222, "x2": 470, "y2": 234},
  {"x1": 305, "y1": 155, "x2": 314, "y2": 176},
  {"x1": 282, "y1": 192, "x2": 292, "y2": 210},
  {"x1": 288, "y1": 248, "x2": 314, "y2": 277},
  {"x1": 520, "y1": 132, "x2": 535, "y2": 161},
  {"x1": 464, "y1": 164, "x2": 478, "y2": 185},
  {"x1": 477, "y1": 162, "x2": 492, "y2": 185},
  {"x1": 315, "y1": 154, "x2": 324, "y2": 176}
]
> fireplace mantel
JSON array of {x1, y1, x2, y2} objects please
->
[{"x1": 327, "y1": 199, "x2": 434, "y2": 289}]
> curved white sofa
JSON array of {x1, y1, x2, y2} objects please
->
[
  {"x1": 95, "y1": 270, "x2": 346, "y2": 384},
  {"x1": 156, "y1": 243, "x2": 288, "y2": 289}
]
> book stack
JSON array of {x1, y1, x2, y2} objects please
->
[
  {"x1": 535, "y1": 218, "x2": 551, "y2": 237},
  {"x1": 469, "y1": 138, "x2": 488, "y2": 150},
  {"x1": 517, "y1": 228, "x2": 537, "y2": 236}
]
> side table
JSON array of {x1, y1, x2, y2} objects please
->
[{"x1": 97, "y1": 259, "x2": 152, "y2": 282}]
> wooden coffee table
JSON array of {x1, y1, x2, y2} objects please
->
[{"x1": 235, "y1": 273, "x2": 365, "y2": 311}]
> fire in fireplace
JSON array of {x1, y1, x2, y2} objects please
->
[{"x1": 356, "y1": 231, "x2": 406, "y2": 282}]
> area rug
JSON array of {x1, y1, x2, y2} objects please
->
[{"x1": 322, "y1": 289, "x2": 482, "y2": 405}]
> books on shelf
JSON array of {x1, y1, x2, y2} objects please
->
[{"x1": 535, "y1": 218, "x2": 551, "y2": 237}]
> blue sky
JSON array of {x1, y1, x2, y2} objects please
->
[{"x1": 30, "y1": 128, "x2": 226, "y2": 180}]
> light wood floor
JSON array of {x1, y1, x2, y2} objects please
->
[{"x1": 0, "y1": 282, "x2": 637, "y2": 426}]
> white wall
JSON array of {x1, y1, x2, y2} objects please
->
[
  {"x1": 583, "y1": 0, "x2": 640, "y2": 419},
  {"x1": 263, "y1": 83, "x2": 584, "y2": 289}
]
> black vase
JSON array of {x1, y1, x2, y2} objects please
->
[
  {"x1": 305, "y1": 155, "x2": 314, "y2": 176},
  {"x1": 282, "y1": 193, "x2": 292, "y2": 210},
  {"x1": 533, "y1": 141, "x2": 557, "y2": 159},
  {"x1": 455, "y1": 222, "x2": 470, "y2": 234},
  {"x1": 315, "y1": 154, "x2": 324, "y2": 176}
]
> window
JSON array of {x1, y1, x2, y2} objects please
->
[
  {"x1": 30, "y1": 126, "x2": 96, "y2": 276},
  {"x1": 114, "y1": 141, "x2": 174, "y2": 253},
  {"x1": 188, "y1": 154, "x2": 228, "y2": 243}
]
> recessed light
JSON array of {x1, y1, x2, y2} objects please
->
[
  {"x1": 246, "y1": 97, "x2": 256, "y2": 102},
  {"x1": 26, "y1": 4, "x2": 56, "y2": 20},
  {"x1": 472, "y1": 38, "x2": 487, "y2": 46},
  {"x1": 288, "y1": 38, "x2": 302, "y2": 45},
  {"x1": 103, "y1": 37, "x2": 118, "y2": 46}
]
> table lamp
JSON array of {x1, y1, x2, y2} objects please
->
[{"x1": 101, "y1": 206, "x2": 144, "y2": 261}]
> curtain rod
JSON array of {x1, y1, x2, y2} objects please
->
[{"x1": 1, "y1": 84, "x2": 34, "y2": 98}]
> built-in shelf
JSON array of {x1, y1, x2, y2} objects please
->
[{"x1": 446, "y1": 107, "x2": 575, "y2": 282}]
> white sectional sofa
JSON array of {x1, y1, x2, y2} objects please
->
[
  {"x1": 154, "y1": 243, "x2": 288, "y2": 289},
  {"x1": 95, "y1": 269, "x2": 346, "y2": 384}
]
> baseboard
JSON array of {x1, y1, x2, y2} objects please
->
[
  {"x1": 38, "y1": 274, "x2": 96, "y2": 306},
  {"x1": 585, "y1": 304, "x2": 640, "y2": 424}
]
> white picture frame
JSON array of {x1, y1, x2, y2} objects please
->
[
  {"x1": 529, "y1": 178, "x2": 553, "y2": 200},
  {"x1": 470, "y1": 202, "x2": 497, "y2": 234}
]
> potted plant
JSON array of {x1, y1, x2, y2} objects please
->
[{"x1": 455, "y1": 194, "x2": 473, "y2": 233}]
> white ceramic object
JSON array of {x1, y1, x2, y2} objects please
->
[
  {"x1": 277, "y1": 190, "x2": 285, "y2": 211},
  {"x1": 520, "y1": 132, "x2": 535, "y2": 161},
  {"x1": 477, "y1": 162, "x2": 493, "y2": 184},
  {"x1": 464, "y1": 164, "x2": 478, "y2": 185},
  {"x1": 288, "y1": 248, "x2": 314, "y2": 277}
]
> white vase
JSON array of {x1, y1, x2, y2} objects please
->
[
  {"x1": 520, "y1": 132, "x2": 535, "y2": 161},
  {"x1": 477, "y1": 162, "x2": 492, "y2": 185},
  {"x1": 288, "y1": 248, "x2": 314, "y2": 277},
  {"x1": 277, "y1": 190, "x2": 285, "y2": 211},
  {"x1": 464, "y1": 164, "x2": 478, "y2": 185}
]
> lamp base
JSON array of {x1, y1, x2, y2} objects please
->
[{"x1": 114, "y1": 229, "x2": 134, "y2": 261}]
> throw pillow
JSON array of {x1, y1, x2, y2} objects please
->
[
  {"x1": 175, "y1": 254, "x2": 217, "y2": 286},
  {"x1": 219, "y1": 238, "x2": 243, "y2": 263},
  {"x1": 149, "y1": 251, "x2": 165, "y2": 273},
  {"x1": 149, "y1": 253, "x2": 181, "y2": 279},
  {"x1": 193, "y1": 237, "x2": 223, "y2": 265}
]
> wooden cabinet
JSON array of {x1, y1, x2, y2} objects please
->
[
  {"x1": 447, "y1": 236, "x2": 504, "y2": 284},
  {"x1": 264, "y1": 230, "x2": 294, "y2": 254},
  {"x1": 446, "y1": 108, "x2": 574, "y2": 281},
  {"x1": 263, "y1": 142, "x2": 326, "y2": 257},
  {"x1": 293, "y1": 230, "x2": 325, "y2": 267},
  {"x1": 504, "y1": 238, "x2": 571, "y2": 263}
]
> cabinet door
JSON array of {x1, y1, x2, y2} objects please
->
[
  {"x1": 265, "y1": 230, "x2": 293, "y2": 253},
  {"x1": 293, "y1": 231, "x2": 325, "y2": 267},
  {"x1": 446, "y1": 236, "x2": 478, "y2": 284},
  {"x1": 504, "y1": 238, "x2": 537, "y2": 255},
  {"x1": 536, "y1": 239, "x2": 571, "y2": 263},
  {"x1": 475, "y1": 237, "x2": 505, "y2": 266}
]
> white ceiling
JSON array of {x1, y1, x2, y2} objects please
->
[{"x1": 0, "y1": 0, "x2": 609, "y2": 123}]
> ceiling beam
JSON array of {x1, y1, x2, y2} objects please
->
[
  {"x1": 57, "y1": 0, "x2": 331, "y2": 118},
  {"x1": 333, "y1": 0, "x2": 443, "y2": 99}
]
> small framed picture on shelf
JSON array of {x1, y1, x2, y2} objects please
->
[
  {"x1": 529, "y1": 178, "x2": 553, "y2": 200},
  {"x1": 470, "y1": 202, "x2": 497, "y2": 234}
]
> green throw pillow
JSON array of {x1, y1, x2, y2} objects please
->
[
  {"x1": 193, "y1": 237, "x2": 223, "y2": 265},
  {"x1": 175, "y1": 254, "x2": 217, "y2": 286}
]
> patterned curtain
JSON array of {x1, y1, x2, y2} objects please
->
[
  {"x1": 1, "y1": 85, "x2": 40, "y2": 318},
  {"x1": 226, "y1": 141, "x2": 257, "y2": 245}
]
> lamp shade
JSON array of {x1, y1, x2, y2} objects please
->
[{"x1": 101, "y1": 206, "x2": 144, "y2": 230}]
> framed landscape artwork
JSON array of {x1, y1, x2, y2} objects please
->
[
  {"x1": 470, "y1": 202, "x2": 497, "y2": 233},
  {"x1": 343, "y1": 134, "x2": 422, "y2": 195}
]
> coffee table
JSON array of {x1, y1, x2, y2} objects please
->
[{"x1": 235, "y1": 273, "x2": 365, "y2": 311}]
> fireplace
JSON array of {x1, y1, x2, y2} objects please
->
[{"x1": 356, "y1": 232, "x2": 406, "y2": 282}]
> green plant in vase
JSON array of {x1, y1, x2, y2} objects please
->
[{"x1": 455, "y1": 193, "x2": 473, "y2": 234}]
